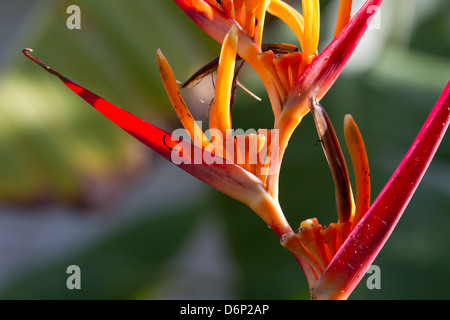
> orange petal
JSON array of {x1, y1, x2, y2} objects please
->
[
  {"x1": 334, "y1": 0, "x2": 353, "y2": 38},
  {"x1": 156, "y1": 49, "x2": 212, "y2": 150},
  {"x1": 252, "y1": 0, "x2": 270, "y2": 46},
  {"x1": 344, "y1": 114, "x2": 370, "y2": 226},
  {"x1": 301, "y1": 0, "x2": 320, "y2": 64},
  {"x1": 267, "y1": 0, "x2": 305, "y2": 50},
  {"x1": 210, "y1": 25, "x2": 237, "y2": 137}
]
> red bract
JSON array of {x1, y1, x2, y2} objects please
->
[
  {"x1": 311, "y1": 81, "x2": 450, "y2": 299},
  {"x1": 21, "y1": 48, "x2": 292, "y2": 238},
  {"x1": 22, "y1": 0, "x2": 450, "y2": 300}
]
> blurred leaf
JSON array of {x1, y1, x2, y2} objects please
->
[
  {"x1": 0, "y1": 203, "x2": 201, "y2": 300},
  {"x1": 0, "y1": 0, "x2": 217, "y2": 206}
]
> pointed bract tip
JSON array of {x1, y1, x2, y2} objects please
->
[{"x1": 22, "y1": 48, "x2": 68, "y2": 82}]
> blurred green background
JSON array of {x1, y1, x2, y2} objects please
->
[{"x1": 0, "y1": 0, "x2": 449, "y2": 300}]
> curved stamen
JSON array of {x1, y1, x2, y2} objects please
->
[
  {"x1": 344, "y1": 114, "x2": 370, "y2": 226},
  {"x1": 334, "y1": 0, "x2": 353, "y2": 38},
  {"x1": 252, "y1": 0, "x2": 270, "y2": 46},
  {"x1": 210, "y1": 25, "x2": 238, "y2": 136},
  {"x1": 267, "y1": 0, "x2": 305, "y2": 50},
  {"x1": 301, "y1": 0, "x2": 320, "y2": 65}
]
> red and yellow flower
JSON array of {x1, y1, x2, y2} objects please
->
[{"x1": 23, "y1": 0, "x2": 450, "y2": 299}]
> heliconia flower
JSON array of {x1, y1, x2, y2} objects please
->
[
  {"x1": 174, "y1": 0, "x2": 382, "y2": 200},
  {"x1": 22, "y1": 0, "x2": 450, "y2": 300},
  {"x1": 280, "y1": 95, "x2": 368, "y2": 284},
  {"x1": 171, "y1": 0, "x2": 383, "y2": 290},
  {"x1": 154, "y1": 25, "x2": 293, "y2": 238},
  {"x1": 281, "y1": 83, "x2": 450, "y2": 299},
  {"x1": 21, "y1": 46, "x2": 293, "y2": 239},
  {"x1": 173, "y1": 0, "x2": 449, "y2": 298}
]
